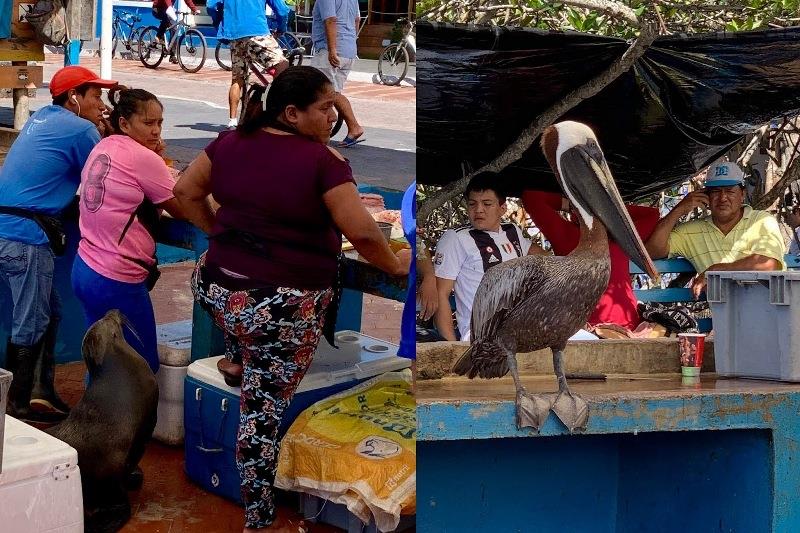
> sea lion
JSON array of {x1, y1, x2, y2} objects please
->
[{"x1": 47, "y1": 309, "x2": 159, "y2": 533}]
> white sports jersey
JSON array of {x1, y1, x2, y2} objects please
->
[{"x1": 434, "y1": 223, "x2": 531, "y2": 341}]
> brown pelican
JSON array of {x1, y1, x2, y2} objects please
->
[{"x1": 452, "y1": 121, "x2": 658, "y2": 432}]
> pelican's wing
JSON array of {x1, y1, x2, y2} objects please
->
[{"x1": 470, "y1": 256, "x2": 549, "y2": 340}]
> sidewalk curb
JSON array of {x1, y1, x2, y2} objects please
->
[{"x1": 69, "y1": 44, "x2": 416, "y2": 87}]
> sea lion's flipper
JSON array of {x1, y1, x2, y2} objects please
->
[{"x1": 85, "y1": 483, "x2": 131, "y2": 533}]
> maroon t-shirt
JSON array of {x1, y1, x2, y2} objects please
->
[{"x1": 204, "y1": 129, "x2": 354, "y2": 290}]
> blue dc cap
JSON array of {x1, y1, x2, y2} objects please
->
[{"x1": 704, "y1": 161, "x2": 745, "y2": 188}]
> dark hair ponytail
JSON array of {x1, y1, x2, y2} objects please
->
[
  {"x1": 107, "y1": 86, "x2": 162, "y2": 134},
  {"x1": 238, "y1": 66, "x2": 332, "y2": 135}
]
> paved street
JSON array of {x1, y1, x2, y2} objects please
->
[
  {"x1": 0, "y1": 52, "x2": 413, "y2": 343},
  {"x1": 27, "y1": 53, "x2": 416, "y2": 190}
]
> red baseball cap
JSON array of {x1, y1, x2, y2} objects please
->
[{"x1": 49, "y1": 66, "x2": 117, "y2": 97}]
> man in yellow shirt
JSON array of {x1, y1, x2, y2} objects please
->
[{"x1": 646, "y1": 161, "x2": 784, "y2": 299}]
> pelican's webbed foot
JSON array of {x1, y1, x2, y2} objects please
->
[
  {"x1": 551, "y1": 388, "x2": 589, "y2": 432},
  {"x1": 515, "y1": 389, "x2": 555, "y2": 432}
]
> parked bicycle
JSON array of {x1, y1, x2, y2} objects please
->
[
  {"x1": 378, "y1": 19, "x2": 415, "y2": 86},
  {"x1": 111, "y1": 11, "x2": 143, "y2": 59},
  {"x1": 215, "y1": 33, "x2": 305, "y2": 72},
  {"x1": 138, "y1": 12, "x2": 207, "y2": 73}
]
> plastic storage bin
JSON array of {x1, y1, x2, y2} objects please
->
[
  {"x1": 0, "y1": 369, "x2": 9, "y2": 472},
  {"x1": 154, "y1": 319, "x2": 195, "y2": 445},
  {"x1": 708, "y1": 270, "x2": 800, "y2": 381},
  {"x1": 184, "y1": 332, "x2": 411, "y2": 502},
  {"x1": 0, "y1": 415, "x2": 83, "y2": 532}
]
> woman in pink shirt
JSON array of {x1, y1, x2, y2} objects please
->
[{"x1": 72, "y1": 87, "x2": 186, "y2": 373}]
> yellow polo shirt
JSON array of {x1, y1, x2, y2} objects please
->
[{"x1": 668, "y1": 206, "x2": 785, "y2": 272}]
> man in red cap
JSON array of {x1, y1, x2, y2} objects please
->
[{"x1": 0, "y1": 65, "x2": 116, "y2": 424}]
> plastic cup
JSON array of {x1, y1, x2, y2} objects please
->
[
  {"x1": 681, "y1": 375, "x2": 701, "y2": 388},
  {"x1": 377, "y1": 222, "x2": 392, "y2": 241},
  {"x1": 678, "y1": 333, "x2": 706, "y2": 377}
]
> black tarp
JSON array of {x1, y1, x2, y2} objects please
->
[{"x1": 417, "y1": 22, "x2": 800, "y2": 199}]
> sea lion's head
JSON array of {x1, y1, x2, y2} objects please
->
[{"x1": 82, "y1": 310, "x2": 138, "y2": 375}]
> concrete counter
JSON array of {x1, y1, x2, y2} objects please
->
[{"x1": 416, "y1": 372, "x2": 800, "y2": 532}]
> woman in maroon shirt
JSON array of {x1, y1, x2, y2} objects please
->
[
  {"x1": 174, "y1": 67, "x2": 410, "y2": 532},
  {"x1": 522, "y1": 190, "x2": 660, "y2": 331}
]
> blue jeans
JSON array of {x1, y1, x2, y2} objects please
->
[
  {"x1": 71, "y1": 254, "x2": 159, "y2": 373},
  {"x1": 0, "y1": 237, "x2": 60, "y2": 346}
]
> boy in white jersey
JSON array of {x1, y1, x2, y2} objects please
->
[{"x1": 434, "y1": 172, "x2": 546, "y2": 341}]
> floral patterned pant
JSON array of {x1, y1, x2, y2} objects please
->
[{"x1": 191, "y1": 255, "x2": 332, "y2": 528}]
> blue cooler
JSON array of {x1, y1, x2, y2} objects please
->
[{"x1": 183, "y1": 332, "x2": 411, "y2": 502}]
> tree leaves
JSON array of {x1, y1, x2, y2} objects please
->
[{"x1": 419, "y1": 0, "x2": 798, "y2": 36}]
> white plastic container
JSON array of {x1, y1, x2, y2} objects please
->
[
  {"x1": 707, "y1": 271, "x2": 800, "y2": 381},
  {"x1": 154, "y1": 320, "x2": 194, "y2": 445},
  {"x1": 187, "y1": 331, "x2": 411, "y2": 397},
  {"x1": 0, "y1": 368, "x2": 10, "y2": 472},
  {"x1": 0, "y1": 416, "x2": 83, "y2": 532}
]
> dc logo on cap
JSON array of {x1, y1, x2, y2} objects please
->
[{"x1": 715, "y1": 166, "x2": 729, "y2": 177}]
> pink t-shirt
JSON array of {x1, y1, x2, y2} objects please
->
[{"x1": 78, "y1": 135, "x2": 175, "y2": 283}]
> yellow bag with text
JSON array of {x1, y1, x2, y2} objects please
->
[{"x1": 275, "y1": 370, "x2": 415, "y2": 532}]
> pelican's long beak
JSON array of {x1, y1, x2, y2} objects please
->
[{"x1": 545, "y1": 122, "x2": 659, "y2": 279}]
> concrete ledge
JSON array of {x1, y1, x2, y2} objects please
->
[
  {"x1": 0, "y1": 126, "x2": 19, "y2": 144},
  {"x1": 417, "y1": 337, "x2": 716, "y2": 380}
]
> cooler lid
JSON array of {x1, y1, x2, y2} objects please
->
[
  {"x1": 0, "y1": 416, "x2": 78, "y2": 486},
  {"x1": 157, "y1": 319, "x2": 193, "y2": 367},
  {"x1": 187, "y1": 331, "x2": 411, "y2": 394}
]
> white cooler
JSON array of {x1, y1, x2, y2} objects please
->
[{"x1": 0, "y1": 416, "x2": 83, "y2": 532}]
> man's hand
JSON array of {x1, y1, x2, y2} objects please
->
[
  {"x1": 417, "y1": 275, "x2": 438, "y2": 321},
  {"x1": 155, "y1": 138, "x2": 167, "y2": 157},
  {"x1": 674, "y1": 191, "x2": 709, "y2": 218},
  {"x1": 691, "y1": 272, "x2": 707, "y2": 300},
  {"x1": 328, "y1": 48, "x2": 341, "y2": 68},
  {"x1": 97, "y1": 115, "x2": 114, "y2": 138},
  {"x1": 394, "y1": 248, "x2": 411, "y2": 276}
]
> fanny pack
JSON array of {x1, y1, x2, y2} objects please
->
[
  {"x1": 118, "y1": 199, "x2": 161, "y2": 291},
  {"x1": 0, "y1": 206, "x2": 67, "y2": 255},
  {"x1": 210, "y1": 227, "x2": 343, "y2": 347}
]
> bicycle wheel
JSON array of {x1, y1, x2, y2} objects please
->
[
  {"x1": 215, "y1": 40, "x2": 232, "y2": 71},
  {"x1": 331, "y1": 111, "x2": 344, "y2": 137},
  {"x1": 378, "y1": 43, "x2": 409, "y2": 86},
  {"x1": 177, "y1": 28, "x2": 207, "y2": 73},
  {"x1": 128, "y1": 27, "x2": 142, "y2": 58},
  {"x1": 278, "y1": 32, "x2": 302, "y2": 53},
  {"x1": 111, "y1": 25, "x2": 118, "y2": 58},
  {"x1": 138, "y1": 26, "x2": 165, "y2": 69}
]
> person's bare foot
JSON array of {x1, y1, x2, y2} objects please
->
[
  {"x1": 346, "y1": 125, "x2": 364, "y2": 141},
  {"x1": 338, "y1": 125, "x2": 365, "y2": 147}
]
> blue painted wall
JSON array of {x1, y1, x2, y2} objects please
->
[
  {"x1": 417, "y1": 430, "x2": 772, "y2": 532},
  {"x1": 615, "y1": 430, "x2": 771, "y2": 532}
]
